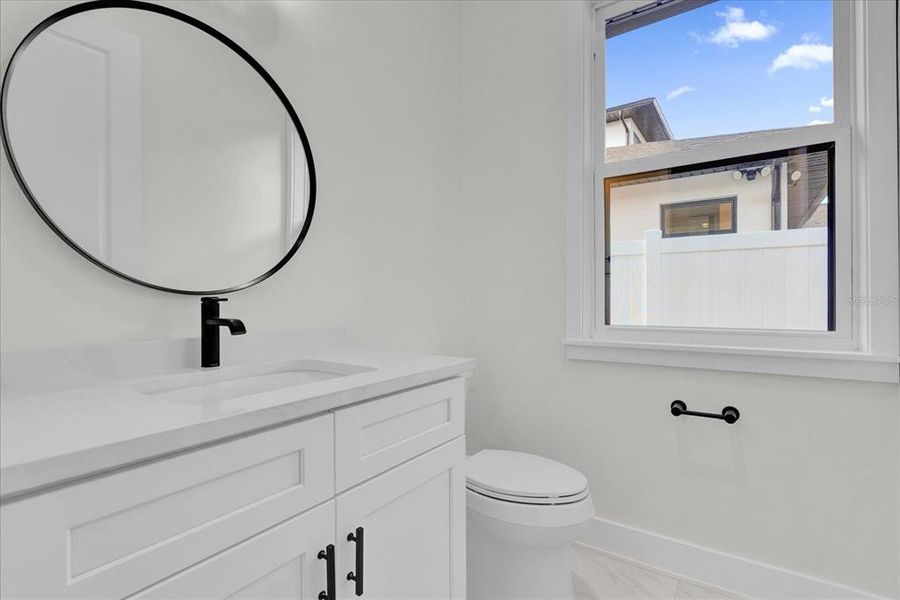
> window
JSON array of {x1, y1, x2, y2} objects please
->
[
  {"x1": 564, "y1": 0, "x2": 899, "y2": 381},
  {"x1": 602, "y1": 1, "x2": 837, "y2": 333},
  {"x1": 659, "y1": 198, "x2": 736, "y2": 238}
]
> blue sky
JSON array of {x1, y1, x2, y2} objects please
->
[{"x1": 606, "y1": 0, "x2": 833, "y2": 140}]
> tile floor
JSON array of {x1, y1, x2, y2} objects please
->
[{"x1": 571, "y1": 543, "x2": 749, "y2": 600}]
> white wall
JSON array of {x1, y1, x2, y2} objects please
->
[
  {"x1": 460, "y1": 2, "x2": 899, "y2": 597},
  {"x1": 605, "y1": 117, "x2": 643, "y2": 147},
  {"x1": 0, "y1": 0, "x2": 464, "y2": 357}
]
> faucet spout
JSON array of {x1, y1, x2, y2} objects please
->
[{"x1": 205, "y1": 318, "x2": 246, "y2": 335}]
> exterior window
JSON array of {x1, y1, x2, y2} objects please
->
[
  {"x1": 659, "y1": 198, "x2": 736, "y2": 238},
  {"x1": 564, "y1": 0, "x2": 899, "y2": 381},
  {"x1": 600, "y1": 0, "x2": 837, "y2": 333}
]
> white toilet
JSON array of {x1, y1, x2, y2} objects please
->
[{"x1": 466, "y1": 450, "x2": 594, "y2": 600}]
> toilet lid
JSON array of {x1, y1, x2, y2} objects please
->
[{"x1": 465, "y1": 450, "x2": 588, "y2": 504}]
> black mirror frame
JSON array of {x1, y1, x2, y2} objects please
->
[{"x1": 0, "y1": 0, "x2": 317, "y2": 296}]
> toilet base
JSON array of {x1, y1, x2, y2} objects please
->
[{"x1": 467, "y1": 510, "x2": 583, "y2": 600}]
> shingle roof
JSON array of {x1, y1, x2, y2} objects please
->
[{"x1": 605, "y1": 128, "x2": 794, "y2": 162}]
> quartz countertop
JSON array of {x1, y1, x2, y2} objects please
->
[{"x1": 0, "y1": 330, "x2": 474, "y2": 502}]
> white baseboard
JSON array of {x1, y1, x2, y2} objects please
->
[{"x1": 578, "y1": 517, "x2": 885, "y2": 600}]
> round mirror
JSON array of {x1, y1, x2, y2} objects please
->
[{"x1": 1, "y1": 1, "x2": 316, "y2": 294}]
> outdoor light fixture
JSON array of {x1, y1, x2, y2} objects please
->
[
  {"x1": 733, "y1": 166, "x2": 772, "y2": 182},
  {"x1": 791, "y1": 170, "x2": 802, "y2": 182}
]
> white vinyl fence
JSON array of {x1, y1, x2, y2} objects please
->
[{"x1": 609, "y1": 228, "x2": 828, "y2": 330}]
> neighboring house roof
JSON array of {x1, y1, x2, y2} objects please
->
[
  {"x1": 606, "y1": 127, "x2": 830, "y2": 229},
  {"x1": 606, "y1": 98, "x2": 674, "y2": 143},
  {"x1": 605, "y1": 128, "x2": 781, "y2": 162}
]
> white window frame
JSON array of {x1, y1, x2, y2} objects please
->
[{"x1": 564, "y1": 0, "x2": 900, "y2": 382}]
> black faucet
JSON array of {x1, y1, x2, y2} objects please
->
[{"x1": 201, "y1": 297, "x2": 246, "y2": 368}]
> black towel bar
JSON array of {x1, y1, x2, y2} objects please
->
[{"x1": 670, "y1": 400, "x2": 740, "y2": 424}]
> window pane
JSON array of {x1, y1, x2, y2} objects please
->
[
  {"x1": 605, "y1": 0, "x2": 834, "y2": 161},
  {"x1": 605, "y1": 144, "x2": 833, "y2": 331},
  {"x1": 661, "y1": 198, "x2": 735, "y2": 237}
]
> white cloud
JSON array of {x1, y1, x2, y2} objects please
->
[
  {"x1": 666, "y1": 85, "x2": 696, "y2": 100},
  {"x1": 705, "y1": 7, "x2": 777, "y2": 47},
  {"x1": 807, "y1": 97, "x2": 833, "y2": 114},
  {"x1": 769, "y1": 43, "x2": 833, "y2": 73},
  {"x1": 808, "y1": 119, "x2": 830, "y2": 126}
]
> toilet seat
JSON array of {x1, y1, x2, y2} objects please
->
[
  {"x1": 465, "y1": 450, "x2": 589, "y2": 505},
  {"x1": 466, "y1": 482, "x2": 590, "y2": 505}
]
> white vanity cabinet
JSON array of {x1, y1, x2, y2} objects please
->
[{"x1": 0, "y1": 377, "x2": 466, "y2": 600}]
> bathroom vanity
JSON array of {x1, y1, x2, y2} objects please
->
[{"x1": 0, "y1": 334, "x2": 473, "y2": 599}]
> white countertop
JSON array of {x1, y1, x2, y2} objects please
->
[{"x1": 0, "y1": 330, "x2": 474, "y2": 502}]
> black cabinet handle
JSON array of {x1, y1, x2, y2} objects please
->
[
  {"x1": 346, "y1": 527, "x2": 364, "y2": 596},
  {"x1": 671, "y1": 400, "x2": 740, "y2": 424},
  {"x1": 318, "y1": 544, "x2": 335, "y2": 600}
]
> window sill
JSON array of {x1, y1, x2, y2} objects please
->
[{"x1": 564, "y1": 339, "x2": 899, "y2": 383}]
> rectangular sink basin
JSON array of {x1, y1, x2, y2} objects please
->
[{"x1": 131, "y1": 359, "x2": 373, "y2": 404}]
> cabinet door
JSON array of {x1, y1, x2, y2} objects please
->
[
  {"x1": 336, "y1": 437, "x2": 466, "y2": 600},
  {"x1": 133, "y1": 500, "x2": 335, "y2": 600}
]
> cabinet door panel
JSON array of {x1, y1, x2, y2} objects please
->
[
  {"x1": 336, "y1": 437, "x2": 465, "y2": 600},
  {"x1": 133, "y1": 500, "x2": 334, "y2": 600}
]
